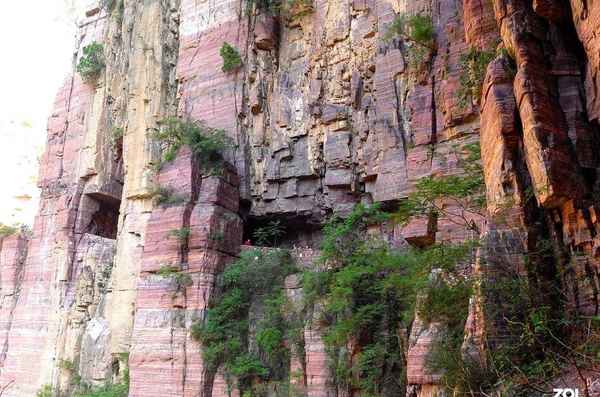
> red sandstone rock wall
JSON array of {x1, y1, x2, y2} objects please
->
[{"x1": 2, "y1": 0, "x2": 600, "y2": 396}]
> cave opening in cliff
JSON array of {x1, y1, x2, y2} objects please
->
[
  {"x1": 243, "y1": 215, "x2": 323, "y2": 248},
  {"x1": 85, "y1": 193, "x2": 121, "y2": 240}
]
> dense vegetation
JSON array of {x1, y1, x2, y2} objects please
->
[
  {"x1": 457, "y1": 47, "x2": 496, "y2": 109},
  {"x1": 303, "y1": 204, "x2": 474, "y2": 395},
  {"x1": 0, "y1": 223, "x2": 18, "y2": 238},
  {"x1": 385, "y1": 13, "x2": 435, "y2": 72},
  {"x1": 245, "y1": 0, "x2": 313, "y2": 17},
  {"x1": 191, "y1": 249, "x2": 300, "y2": 396},
  {"x1": 152, "y1": 117, "x2": 232, "y2": 172},
  {"x1": 219, "y1": 42, "x2": 243, "y2": 73},
  {"x1": 149, "y1": 185, "x2": 187, "y2": 207},
  {"x1": 38, "y1": 356, "x2": 129, "y2": 397},
  {"x1": 76, "y1": 42, "x2": 105, "y2": 82}
]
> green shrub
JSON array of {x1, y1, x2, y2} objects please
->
[
  {"x1": 252, "y1": 220, "x2": 285, "y2": 246},
  {"x1": 149, "y1": 185, "x2": 186, "y2": 207},
  {"x1": 392, "y1": 143, "x2": 485, "y2": 232},
  {"x1": 36, "y1": 385, "x2": 53, "y2": 397},
  {"x1": 109, "y1": 127, "x2": 124, "y2": 151},
  {"x1": 152, "y1": 117, "x2": 232, "y2": 171},
  {"x1": 191, "y1": 249, "x2": 298, "y2": 394},
  {"x1": 74, "y1": 373, "x2": 129, "y2": 397},
  {"x1": 58, "y1": 359, "x2": 76, "y2": 371},
  {"x1": 76, "y1": 42, "x2": 105, "y2": 82},
  {"x1": 302, "y1": 203, "x2": 476, "y2": 395},
  {"x1": 0, "y1": 223, "x2": 17, "y2": 238},
  {"x1": 385, "y1": 14, "x2": 434, "y2": 45},
  {"x1": 457, "y1": 47, "x2": 495, "y2": 109},
  {"x1": 220, "y1": 42, "x2": 242, "y2": 72},
  {"x1": 246, "y1": 0, "x2": 313, "y2": 16},
  {"x1": 418, "y1": 277, "x2": 472, "y2": 328},
  {"x1": 384, "y1": 13, "x2": 435, "y2": 74}
]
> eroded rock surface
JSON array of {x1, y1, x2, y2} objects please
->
[{"x1": 1, "y1": 0, "x2": 600, "y2": 396}]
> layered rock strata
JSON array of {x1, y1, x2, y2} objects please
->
[{"x1": 1, "y1": 0, "x2": 600, "y2": 396}]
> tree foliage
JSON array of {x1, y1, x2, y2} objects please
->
[
  {"x1": 76, "y1": 42, "x2": 105, "y2": 82},
  {"x1": 303, "y1": 204, "x2": 474, "y2": 395},
  {"x1": 252, "y1": 220, "x2": 285, "y2": 246},
  {"x1": 152, "y1": 117, "x2": 232, "y2": 172},
  {"x1": 220, "y1": 42, "x2": 242, "y2": 72},
  {"x1": 457, "y1": 47, "x2": 495, "y2": 109},
  {"x1": 191, "y1": 249, "x2": 298, "y2": 394},
  {"x1": 392, "y1": 143, "x2": 485, "y2": 233}
]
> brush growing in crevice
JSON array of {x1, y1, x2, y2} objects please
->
[
  {"x1": 152, "y1": 117, "x2": 232, "y2": 172},
  {"x1": 191, "y1": 249, "x2": 299, "y2": 395},
  {"x1": 76, "y1": 42, "x2": 105, "y2": 82},
  {"x1": 457, "y1": 47, "x2": 495, "y2": 109},
  {"x1": 220, "y1": 42, "x2": 242, "y2": 72}
]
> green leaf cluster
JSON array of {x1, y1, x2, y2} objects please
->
[
  {"x1": 457, "y1": 47, "x2": 495, "y2": 109},
  {"x1": 76, "y1": 42, "x2": 105, "y2": 82},
  {"x1": 385, "y1": 14, "x2": 434, "y2": 46},
  {"x1": 303, "y1": 204, "x2": 474, "y2": 394},
  {"x1": 157, "y1": 265, "x2": 193, "y2": 290},
  {"x1": 0, "y1": 223, "x2": 18, "y2": 238},
  {"x1": 167, "y1": 227, "x2": 191, "y2": 242},
  {"x1": 152, "y1": 117, "x2": 232, "y2": 171},
  {"x1": 220, "y1": 42, "x2": 242, "y2": 72},
  {"x1": 191, "y1": 249, "x2": 298, "y2": 394},
  {"x1": 392, "y1": 143, "x2": 485, "y2": 230},
  {"x1": 252, "y1": 220, "x2": 285, "y2": 246},
  {"x1": 149, "y1": 185, "x2": 187, "y2": 207}
]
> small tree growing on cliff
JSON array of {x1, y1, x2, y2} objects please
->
[
  {"x1": 384, "y1": 13, "x2": 436, "y2": 73},
  {"x1": 457, "y1": 47, "x2": 495, "y2": 109},
  {"x1": 76, "y1": 42, "x2": 105, "y2": 82},
  {"x1": 152, "y1": 117, "x2": 232, "y2": 171},
  {"x1": 220, "y1": 42, "x2": 242, "y2": 72}
]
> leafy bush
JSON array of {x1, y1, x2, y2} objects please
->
[
  {"x1": 385, "y1": 13, "x2": 435, "y2": 73},
  {"x1": 385, "y1": 14, "x2": 434, "y2": 44},
  {"x1": 252, "y1": 220, "x2": 285, "y2": 246},
  {"x1": 418, "y1": 277, "x2": 472, "y2": 328},
  {"x1": 191, "y1": 249, "x2": 298, "y2": 394},
  {"x1": 246, "y1": 0, "x2": 313, "y2": 16},
  {"x1": 58, "y1": 359, "x2": 76, "y2": 371},
  {"x1": 0, "y1": 223, "x2": 17, "y2": 238},
  {"x1": 110, "y1": 127, "x2": 123, "y2": 147},
  {"x1": 36, "y1": 385, "x2": 53, "y2": 397},
  {"x1": 220, "y1": 42, "x2": 242, "y2": 72},
  {"x1": 457, "y1": 47, "x2": 495, "y2": 109},
  {"x1": 149, "y1": 185, "x2": 186, "y2": 207},
  {"x1": 301, "y1": 203, "x2": 475, "y2": 395},
  {"x1": 392, "y1": 143, "x2": 485, "y2": 232},
  {"x1": 152, "y1": 117, "x2": 232, "y2": 171},
  {"x1": 74, "y1": 369, "x2": 129, "y2": 397},
  {"x1": 76, "y1": 42, "x2": 105, "y2": 82}
]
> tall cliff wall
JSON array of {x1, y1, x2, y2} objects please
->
[{"x1": 0, "y1": 0, "x2": 599, "y2": 396}]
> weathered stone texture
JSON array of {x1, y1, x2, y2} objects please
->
[{"x1": 5, "y1": 0, "x2": 600, "y2": 395}]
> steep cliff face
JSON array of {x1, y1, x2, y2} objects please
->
[{"x1": 0, "y1": 0, "x2": 599, "y2": 396}]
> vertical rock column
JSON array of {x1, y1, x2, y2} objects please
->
[
  {"x1": 493, "y1": 0, "x2": 584, "y2": 207},
  {"x1": 104, "y1": 0, "x2": 181, "y2": 362},
  {"x1": 128, "y1": 148, "x2": 242, "y2": 397},
  {"x1": 0, "y1": 233, "x2": 29, "y2": 388}
]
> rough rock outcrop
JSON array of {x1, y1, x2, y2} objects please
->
[{"x1": 1, "y1": 0, "x2": 600, "y2": 396}]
